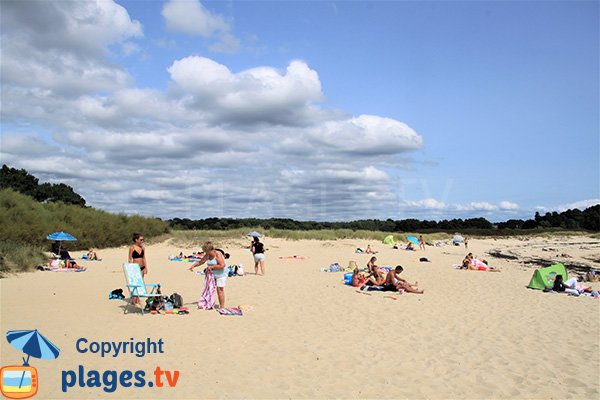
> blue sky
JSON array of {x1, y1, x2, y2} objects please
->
[{"x1": 1, "y1": 0, "x2": 598, "y2": 221}]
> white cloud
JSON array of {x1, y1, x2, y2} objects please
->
[
  {"x1": 557, "y1": 199, "x2": 600, "y2": 212},
  {"x1": 458, "y1": 202, "x2": 498, "y2": 211},
  {"x1": 167, "y1": 58, "x2": 323, "y2": 125},
  {"x1": 499, "y1": 201, "x2": 519, "y2": 210},
  {"x1": 162, "y1": 0, "x2": 240, "y2": 53},
  {"x1": 162, "y1": 0, "x2": 229, "y2": 36},
  {"x1": 400, "y1": 198, "x2": 447, "y2": 210}
]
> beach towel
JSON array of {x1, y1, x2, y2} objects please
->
[
  {"x1": 198, "y1": 269, "x2": 216, "y2": 309},
  {"x1": 216, "y1": 308, "x2": 243, "y2": 316},
  {"x1": 48, "y1": 267, "x2": 86, "y2": 272}
]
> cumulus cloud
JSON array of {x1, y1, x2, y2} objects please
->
[
  {"x1": 557, "y1": 199, "x2": 600, "y2": 212},
  {"x1": 168, "y1": 57, "x2": 323, "y2": 125},
  {"x1": 162, "y1": 0, "x2": 240, "y2": 53},
  {"x1": 0, "y1": 0, "x2": 431, "y2": 221},
  {"x1": 400, "y1": 198, "x2": 447, "y2": 210},
  {"x1": 499, "y1": 201, "x2": 519, "y2": 210}
]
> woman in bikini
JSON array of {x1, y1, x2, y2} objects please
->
[{"x1": 129, "y1": 233, "x2": 148, "y2": 276}]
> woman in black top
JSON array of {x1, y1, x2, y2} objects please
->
[
  {"x1": 128, "y1": 233, "x2": 148, "y2": 276},
  {"x1": 251, "y1": 237, "x2": 266, "y2": 275}
]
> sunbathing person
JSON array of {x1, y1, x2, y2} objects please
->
[
  {"x1": 468, "y1": 257, "x2": 500, "y2": 272},
  {"x1": 367, "y1": 257, "x2": 386, "y2": 281},
  {"x1": 553, "y1": 275, "x2": 592, "y2": 294},
  {"x1": 87, "y1": 248, "x2": 101, "y2": 261},
  {"x1": 63, "y1": 259, "x2": 84, "y2": 269},
  {"x1": 352, "y1": 267, "x2": 367, "y2": 287},
  {"x1": 461, "y1": 253, "x2": 473, "y2": 269},
  {"x1": 365, "y1": 245, "x2": 378, "y2": 254},
  {"x1": 383, "y1": 266, "x2": 424, "y2": 294}
]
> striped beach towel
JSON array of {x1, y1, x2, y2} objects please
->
[{"x1": 198, "y1": 268, "x2": 216, "y2": 309}]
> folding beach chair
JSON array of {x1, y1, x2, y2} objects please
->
[{"x1": 122, "y1": 263, "x2": 161, "y2": 315}]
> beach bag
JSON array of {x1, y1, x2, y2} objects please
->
[
  {"x1": 170, "y1": 293, "x2": 183, "y2": 308},
  {"x1": 237, "y1": 265, "x2": 245, "y2": 276}
]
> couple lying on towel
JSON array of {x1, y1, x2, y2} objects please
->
[
  {"x1": 353, "y1": 264, "x2": 423, "y2": 294},
  {"x1": 461, "y1": 253, "x2": 500, "y2": 272}
]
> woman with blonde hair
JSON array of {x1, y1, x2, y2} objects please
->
[{"x1": 189, "y1": 241, "x2": 228, "y2": 308}]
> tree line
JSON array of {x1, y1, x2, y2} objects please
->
[
  {"x1": 3, "y1": 164, "x2": 597, "y2": 232},
  {"x1": 169, "y1": 205, "x2": 600, "y2": 232}
]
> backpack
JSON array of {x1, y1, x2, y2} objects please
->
[{"x1": 170, "y1": 293, "x2": 183, "y2": 308}]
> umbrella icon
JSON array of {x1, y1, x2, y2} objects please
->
[
  {"x1": 246, "y1": 231, "x2": 262, "y2": 238},
  {"x1": 6, "y1": 330, "x2": 60, "y2": 388}
]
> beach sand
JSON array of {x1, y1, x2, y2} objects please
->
[{"x1": 1, "y1": 235, "x2": 599, "y2": 399}]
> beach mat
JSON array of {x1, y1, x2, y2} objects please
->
[{"x1": 216, "y1": 308, "x2": 243, "y2": 316}]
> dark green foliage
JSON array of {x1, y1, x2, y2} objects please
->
[
  {"x1": 0, "y1": 189, "x2": 170, "y2": 274},
  {"x1": 171, "y1": 205, "x2": 599, "y2": 232},
  {"x1": 0, "y1": 164, "x2": 86, "y2": 206}
]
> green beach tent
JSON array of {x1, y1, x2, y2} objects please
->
[
  {"x1": 527, "y1": 263, "x2": 568, "y2": 290},
  {"x1": 383, "y1": 235, "x2": 395, "y2": 245}
]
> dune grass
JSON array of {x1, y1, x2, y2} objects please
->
[
  {"x1": 0, "y1": 189, "x2": 169, "y2": 275},
  {"x1": 170, "y1": 228, "x2": 452, "y2": 246}
]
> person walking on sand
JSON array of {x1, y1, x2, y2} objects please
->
[
  {"x1": 129, "y1": 233, "x2": 148, "y2": 276},
  {"x1": 419, "y1": 235, "x2": 426, "y2": 251},
  {"x1": 251, "y1": 236, "x2": 266, "y2": 275},
  {"x1": 189, "y1": 242, "x2": 228, "y2": 308}
]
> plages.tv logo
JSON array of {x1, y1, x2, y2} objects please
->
[{"x1": 1, "y1": 329, "x2": 60, "y2": 399}]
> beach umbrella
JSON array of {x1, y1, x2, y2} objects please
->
[
  {"x1": 46, "y1": 232, "x2": 77, "y2": 241},
  {"x1": 453, "y1": 234, "x2": 465, "y2": 243},
  {"x1": 46, "y1": 231, "x2": 77, "y2": 256},
  {"x1": 406, "y1": 235, "x2": 420, "y2": 245},
  {"x1": 6, "y1": 329, "x2": 60, "y2": 388},
  {"x1": 246, "y1": 231, "x2": 262, "y2": 238}
]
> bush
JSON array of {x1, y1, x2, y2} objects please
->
[{"x1": 0, "y1": 189, "x2": 170, "y2": 273}]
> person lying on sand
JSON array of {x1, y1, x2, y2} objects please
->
[
  {"x1": 383, "y1": 266, "x2": 423, "y2": 294},
  {"x1": 468, "y1": 257, "x2": 500, "y2": 272},
  {"x1": 553, "y1": 275, "x2": 592, "y2": 295},
  {"x1": 461, "y1": 253, "x2": 473, "y2": 269},
  {"x1": 63, "y1": 259, "x2": 84, "y2": 269}
]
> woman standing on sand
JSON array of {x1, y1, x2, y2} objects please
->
[
  {"x1": 251, "y1": 236, "x2": 266, "y2": 275},
  {"x1": 129, "y1": 233, "x2": 148, "y2": 276},
  {"x1": 189, "y1": 242, "x2": 228, "y2": 308}
]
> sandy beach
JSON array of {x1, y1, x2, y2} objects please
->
[{"x1": 1, "y1": 235, "x2": 599, "y2": 399}]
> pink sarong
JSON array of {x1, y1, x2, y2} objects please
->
[{"x1": 198, "y1": 269, "x2": 217, "y2": 309}]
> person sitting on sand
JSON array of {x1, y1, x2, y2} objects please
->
[
  {"x1": 367, "y1": 257, "x2": 386, "y2": 281},
  {"x1": 365, "y1": 245, "x2": 378, "y2": 254},
  {"x1": 352, "y1": 267, "x2": 367, "y2": 287},
  {"x1": 405, "y1": 242, "x2": 415, "y2": 251},
  {"x1": 383, "y1": 266, "x2": 424, "y2": 294},
  {"x1": 87, "y1": 248, "x2": 101, "y2": 261}
]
